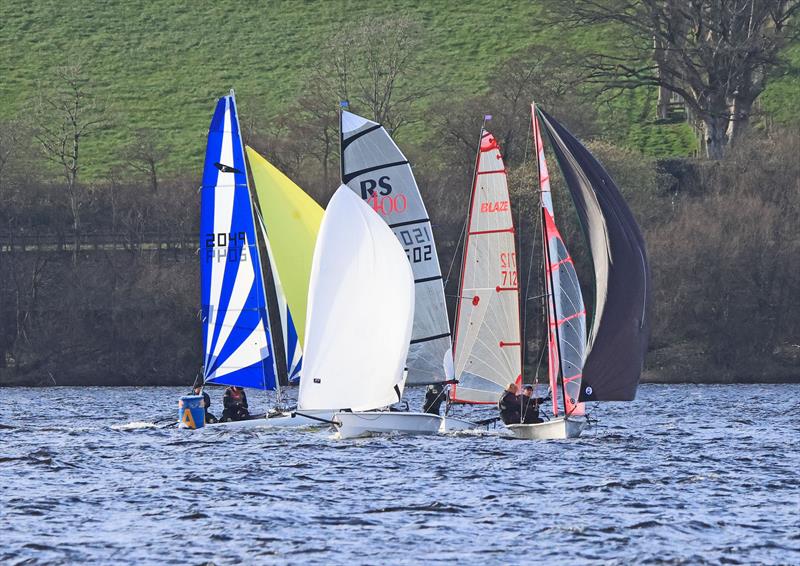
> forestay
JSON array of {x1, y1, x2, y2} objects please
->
[
  {"x1": 537, "y1": 108, "x2": 651, "y2": 402},
  {"x1": 246, "y1": 147, "x2": 324, "y2": 348},
  {"x1": 340, "y1": 110, "x2": 451, "y2": 385},
  {"x1": 451, "y1": 131, "x2": 522, "y2": 404},
  {"x1": 298, "y1": 186, "x2": 415, "y2": 412},
  {"x1": 533, "y1": 107, "x2": 586, "y2": 417},
  {"x1": 201, "y1": 93, "x2": 277, "y2": 390}
]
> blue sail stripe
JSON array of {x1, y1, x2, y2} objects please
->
[{"x1": 286, "y1": 307, "x2": 302, "y2": 382}]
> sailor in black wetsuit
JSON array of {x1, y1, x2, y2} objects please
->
[
  {"x1": 221, "y1": 386, "x2": 250, "y2": 422},
  {"x1": 423, "y1": 384, "x2": 446, "y2": 415},
  {"x1": 498, "y1": 383, "x2": 521, "y2": 425},
  {"x1": 191, "y1": 384, "x2": 217, "y2": 423},
  {"x1": 520, "y1": 385, "x2": 546, "y2": 424}
]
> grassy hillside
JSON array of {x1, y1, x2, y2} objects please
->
[{"x1": 1, "y1": 0, "x2": 797, "y2": 178}]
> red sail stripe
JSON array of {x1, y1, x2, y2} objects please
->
[
  {"x1": 547, "y1": 256, "x2": 574, "y2": 272},
  {"x1": 477, "y1": 169, "x2": 507, "y2": 175},
  {"x1": 556, "y1": 310, "x2": 587, "y2": 326},
  {"x1": 468, "y1": 228, "x2": 514, "y2": 236}
]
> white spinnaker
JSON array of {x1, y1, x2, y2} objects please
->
[
  {"x1": 340, "y1": 110, "x2": 451, "y2": 385},
  {"x1": 452, "y1": 131, "x2": 522, "y2": 404},
  {"x1": 298, "y1": 186, "x2": 415, "y2": 411}
]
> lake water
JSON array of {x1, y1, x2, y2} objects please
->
[{"x1": 0, "y1": 384, "x2": 798, "y2": 565}]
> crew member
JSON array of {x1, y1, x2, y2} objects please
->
[
  {"x1": 221, "y1": 386, "x2": 250, "y2": 422},
  {"x1": 520, "y1": 384, "x2": 546, "y2": 424},
  {"x1": 423, "y1": 384, "x2": 445, "y2": 415},
  {"x1": 192, "y1": 384, "x2": 217, "y2": 424},
  {"x1": 498, "y1": 382, "x2": 521, "y2": 425}
]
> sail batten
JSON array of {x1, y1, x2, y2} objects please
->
[
  {"x1": 537, "y1": 108, "x2": 651, "y2": 402},
  {"x1": 200, "y1": 94, "x2": 277, "y2": 390},
  {"x1": 340, "y1": 110, "x2": 452, "y2": 384},
  {"x1": 451, "y1": 130, "x2": 522, "y2": 404}
]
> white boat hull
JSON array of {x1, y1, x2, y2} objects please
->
[
  {"x1": 193, "y1": 410, "x2": 335, "y2": 430},
  {"x1": 333, "y1": 411, "x2": 442, "y2": 439},
  {"x1": 507, "y1": 417, "x2": 585, "y2": 440},
  {"x1": 440, "y1": 416, "x2": 479, "y2": 433}
]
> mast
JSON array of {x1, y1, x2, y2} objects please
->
[
  {"x1": 232, "y1": 89, "x2": 281, "y2": 398},
  {"x1": 450, "y1": 123, "x2": 485, "y2": 388}
]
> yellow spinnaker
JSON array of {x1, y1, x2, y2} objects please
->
[{"x1": 246, "y1": 146, "x2": 323, "y2": 347}]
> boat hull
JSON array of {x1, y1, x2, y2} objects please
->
[
  {"x1": 440, "y1": 416, "x2": 479, "y2": 432},
  {"x1": 333, "y1": 411, "x2": 442, "y2": 439},
  {"x1": 190, "y1": 410, "x2": 335, "y2": 430},
  {"x1": 507, "y1": 417, "x2": 585, "y2": 440}
]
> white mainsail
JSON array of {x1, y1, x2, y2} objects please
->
[
  {"x1": 451, "y1": 131, "x2": 522, "y2": 404},
  {"x1": 340, "y1": 110, "x2": 451, "y2": 385},
  {"x1": 298, "y1": 186, "x2": 415, "y2": 412}
]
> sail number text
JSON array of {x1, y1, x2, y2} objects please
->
[
  {"x1": 500, "y1": 251, "x2": 517, "y2": 287},
  {"x1": 397, "y1": 226, "x2": 432, "y2": 264},
  {"x1": 204, "y1": 231, "x2": 248, "y2": 263}
]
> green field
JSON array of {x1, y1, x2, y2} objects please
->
[{"x1": 1, "y1": 0, "x2": 797, "y2": 178}]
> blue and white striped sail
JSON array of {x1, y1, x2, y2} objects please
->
[{"x1": 201, "y1": 92, "x2": 278, "y2": 390}]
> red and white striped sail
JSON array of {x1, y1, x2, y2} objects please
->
[
  {"x1": 533, "y1": 105, "x2": 586, "y2": 417},
  {"x1": 451, "y1": 131, "x2": 522, "y2": 404}
]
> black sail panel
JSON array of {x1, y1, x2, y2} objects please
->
[{"x1": 537, "y1": 109, "x2": 651, "y2": 402}]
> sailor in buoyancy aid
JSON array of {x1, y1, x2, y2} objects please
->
[
  {"x1": 520, "y1": 384, "x2": 546, "y2": 424},
  {"x1": 221, "y1": 386, "x2": 250, "y2": 421},
  {"x1": 498, "y1": 382, "x2": 522, "y2": 425},
  {"x1": 423, "y1": 384, "x2": 446, "y2": 415}
]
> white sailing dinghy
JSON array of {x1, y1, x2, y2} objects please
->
[
  {"x1": 509, "y1": 104, "x2": 652, "y2": 439},
  {"x1": 186, "y1": 91, "x2": 328, "y2": 430},
  {"x1": 298, "y1": 185, "x2": 443, "y2": 439}
]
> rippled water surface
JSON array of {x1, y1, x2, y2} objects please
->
[{"x1": 1, "y1": 384, "x2": 798, "y2": 565}]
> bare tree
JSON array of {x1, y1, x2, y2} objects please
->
[
  {"x1": 125, "y1": 128, "x2": 167, "y2": 193},
  {"x1": 31, "y1": 65, "x2": 105, "y2": 264},
  {"x1": 313, "y1": 15, "x2": 425, "y2": 135},
  {"x1": 0, "y1": 119, "x2": 22, "y2": 198},
  {"x1": 546, "y1": 0, "x2": 799, "y2": 158}
]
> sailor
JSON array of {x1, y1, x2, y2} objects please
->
[
  {"x1": 221, "y1": 386, "x2": 250, "y2": 422},
  {"x1": 192, "y1": 384, "x2": 217, "y2": 424},
  {"x1": 423, "y1": 384, "x2": 445, "y2": 415},
  {"x1": 498, "y1": 382, "x2": 521, "y2": 425},
  {"x1": 520, "y1": 384, "x2": 545, "y2": 424}
]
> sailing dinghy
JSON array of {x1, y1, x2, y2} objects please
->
[
  {"x1": 507, "y1": 107, "x2": 587, "y2": 439},
  {"x1": 298, "y1": 185, "x2": 443, "y2": 439},
  {"x1": 508, "y1": 104, "x2": 651, "y2": 439},
  {"x1": 181, "y1": 92, "x2": 329, "y2": 430}
]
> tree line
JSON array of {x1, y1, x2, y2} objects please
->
[{"x1": 1, "y1": 5, "x2": 798, "y2": 385}]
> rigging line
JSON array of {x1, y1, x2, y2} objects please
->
[
  {"x1": 444, "y1": 116, "x2": 489, "y2": 291},
  {"x1": 443, "y1": 217, "x2": 467, "y2": 289}
]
